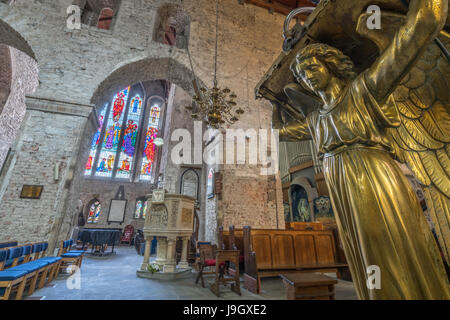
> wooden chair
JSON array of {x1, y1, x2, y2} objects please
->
[
  {"x1": 210, "y1": 250, "x2": 241, "y2": 297},
  {"x1": 120, "y1": 225, "x2": 134, "y2": 246},
  {"x1": 57, "y1": 240, "x2": 83, "y2": 275},
  {"x1": 195, "y1": 242, "x2": 218, "y2": 288}
]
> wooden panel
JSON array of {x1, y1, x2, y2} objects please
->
[
  {"x1": 271, "y1": 234, "x2": 296, "y2": 269},
  {"x1": 252, "y1": 234, "x2": 272, "y2": 269},
  {"x1": 294, "y1": 235, "x2": 317, "y2": 266},
  {"x1": 314, "y1": 234, "x2": 335, "y2": 264}
]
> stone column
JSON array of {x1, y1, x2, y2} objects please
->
[
  {"x1": 178, "y1": 237, "x2": 190, "y2": 269},
  {"x1": 140, "y1": 238, "x2": 152, "y2": 270},
  {"x1": 163, "y1": 237, "x2": 177, "y2": 273},
  {"x1": 155, "y1": 236, "x2": 167, "y2": 268}
]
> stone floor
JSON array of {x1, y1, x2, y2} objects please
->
[{"x1": 29, "y1": 246, "x2": 358, "y2": 300}]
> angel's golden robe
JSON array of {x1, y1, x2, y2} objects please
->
[{"x1": 280, "y1": 72, "x2": 450, "y2": 299}]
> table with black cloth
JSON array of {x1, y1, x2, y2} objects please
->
[{"x1": 78, "y1": 228, "x2": 122, "y2": 254}]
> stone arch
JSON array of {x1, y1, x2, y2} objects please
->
[
  {"x1": 90, "y1": 57, "x2": 205, "y2": 107},
  {"x1": 153, "y1": 3, "x2": 190, "y2": 49},
  {"x1": 0, "y1": 45, "x2": 12, "y2": 115},
  {"x1": 289, "y1": 176, "x2": 318, "y2": 221},
  {"x1": 0, "y1": 19, "x2": 39, "y2": 169},
  {"x1": 0, "y1": 19, "x2": 36, "y2": 61}
]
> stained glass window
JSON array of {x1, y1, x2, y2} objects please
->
[
  {"x1": 207, "y1": 168, "x2": 214, "y2": 198},
  {"x1": 87, "y1": 200, "x2": 102, "y2": 224},
  {"x1": 116, "y1": 95, "x2": 143, "y2": 179},
  {"x1": 84, "y1": 85, "x2": 164, "y2": 182},
  {"x1": 85, "y1": 107, "x2": 107, "y2": 176},
  {"x1": 135, "y1": 200, "x2": 143, "y2": 219},
  {"x1": 134, "y1": 198, "x2": 148, "y2": 219},
  {"x1": 140, "y1": 100, "x2": 162, "y2": 181},
  {"x1": 95, "y1": 87, "x2": 129, "y2": 178},
  {"x1": 142, "y1": 200, "x2": 148, "y2": 219}
]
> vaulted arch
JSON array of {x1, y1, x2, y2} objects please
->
[
  {"x1": 0, "y1": 19, "x2": 36, "y2": 61},
  {"x1": 90, "y1": 57, "x2": 205, "y2": 107}
]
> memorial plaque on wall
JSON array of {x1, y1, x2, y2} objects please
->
[
  {"x1": 107, "y1": 199, "x2": 127, "y2": 224},
  {"x1": 214, "y1": 172, "x2": 222, "y2": 195},
  {"x1": 20, "y1": 185, "x2": 44, "y2": 199}
]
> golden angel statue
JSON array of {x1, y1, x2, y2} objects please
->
[{"x1": 268, "y1": 0, "x2": 450, "y2": 299}]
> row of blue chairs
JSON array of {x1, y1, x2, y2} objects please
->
[
  {"x1": 0, "y1": 242, "x2": 18, "y2": 249},
  {"x1": 0, "y1": 240, "x2": 85, "y2": 300},
  {"x1": 0, "y1": 243, "x2": 59, "y2": 300}
]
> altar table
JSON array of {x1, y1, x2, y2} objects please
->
[{"x1": 78, "y1": 229, "x2": 121, "y2": 254}]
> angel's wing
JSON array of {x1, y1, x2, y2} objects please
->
[
  {"x1": 358, "y1": 12, "x2": 450, "y2": 264},
  {"x1": 388, "y1": 33, "x2": 450, "y2": 263}
]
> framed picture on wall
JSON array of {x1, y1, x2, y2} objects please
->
[{"x1": 107, "y1": 199, "x2": 127, "y2": 224}]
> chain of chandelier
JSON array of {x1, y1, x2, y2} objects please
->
[{"x1": 185, "y1": 0, "x2": 244, "y2": 129}]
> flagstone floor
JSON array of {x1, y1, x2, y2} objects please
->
[{"x1": 29, "y1": 246, "x2": 358, "y2": 300}]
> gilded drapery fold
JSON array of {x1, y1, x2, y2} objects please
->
[{"x1": 310, "y1": 73, "x2": 450, "y2": 299}]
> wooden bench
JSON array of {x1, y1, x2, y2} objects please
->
[{"x1": 241, "y1": 226, "x2": 348, "y2": 294}]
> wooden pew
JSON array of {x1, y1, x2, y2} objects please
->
[
  {"x1": 241, "y1": 226, "x2": 348, "y2": 294},
  {"x1": 285, "y1": 222, "x2": 324, "y2": 231}
]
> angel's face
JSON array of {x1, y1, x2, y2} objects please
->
[{"x1": 296, "y1": 57, "x2": 332, "y2": 93}]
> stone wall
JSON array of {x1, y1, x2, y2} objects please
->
[
  {"x1": 0, "y1": 0, "x2": 287, "y2": 244},
  {"x1": 0, "y1": 45, "x2": 38, "y2": 170},
  {"x1": 0, "y1": 104, "x2": 89, "y2": 245},
  {"x1": 78, "y1": 179, "x2": 151, "y2": 231}
]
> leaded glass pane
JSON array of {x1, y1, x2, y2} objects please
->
[
  {"x1": 116, "y1": 95, "x2": 143, "y2": 179},
  {"x1": 95, "y1": 87, "x2": 130, "y2": 178},
  {"x1": 135, "y1": 200, "x2": 142, "y2": 219},
  {"x1": 85, "y1": 107, "x2": 107, "y2": 176},
  {"x1": 140, "y1": 102, "x2": 161, "y2": 181},
  {"x1": 87, "y1": 201, "x2": 101, "y2": 224}
]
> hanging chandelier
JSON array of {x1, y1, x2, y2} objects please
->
[{"x1": 185, "y1": 0, "x2": 244, "y2": 129}]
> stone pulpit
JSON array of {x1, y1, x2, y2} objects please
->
[{"x1": 137, "y1": 190, "x2": 195, "y2": 279}]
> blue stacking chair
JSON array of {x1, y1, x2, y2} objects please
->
[
  {"x1": 40, "y1": 242, "x2": 49, "y2": 258},
  {"x1": 17, "y1": 245, "x2": 33, "y2": 265},
  {"x1": 0, "y1": 248, "x2": 37, "y2": 300},
  {"x1": 4, "y1": 247, "x2": 24, "y2": 269},
  {"x1": 11, "y1": 257, "x2": 52, "y2": 296},
  {"x1": 0, "y1": 268, "x2": 28, "y2": 300},
  {"x1": 31, "y1": 243, "x2": 43, "y2": 261},
  {"x1": 0, "y1": 242, "x2": 18, "y2": 249},
  {"x1": 57, "y1": 240, "x2": 83, "y2": 275},
  {"x1": 37, "y1": 242, "x2": 63, "y2": 284},
  {"x1": 67, "y1": 239, "x2": 85, "y2": 255}
]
